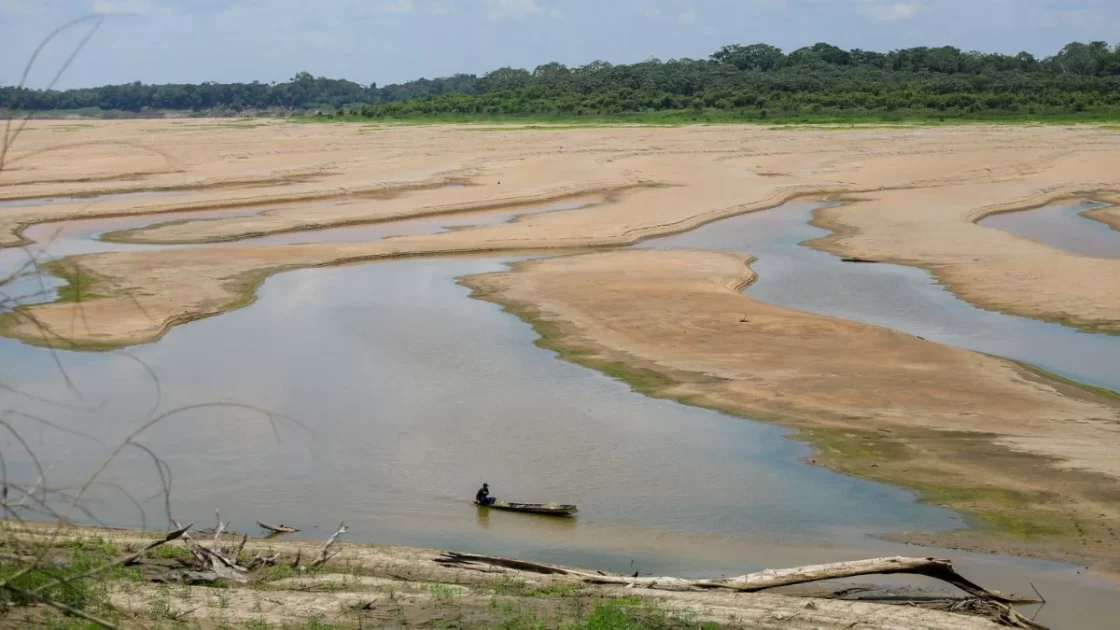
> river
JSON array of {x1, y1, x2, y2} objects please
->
[{"x1": 1, "y1": 196, "x2": 1118, "y2": 628}]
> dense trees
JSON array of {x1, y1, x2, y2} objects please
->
[{"x1": 4, "y1": 41, "x2": 1120, "y2": 120}]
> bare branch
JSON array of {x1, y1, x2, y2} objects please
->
[{"x1": 311, "y1": 522, "x2": 349, "y2": 569}]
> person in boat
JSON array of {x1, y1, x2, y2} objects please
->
[{"x1": 475, "y1": 483, "x2": 495, "y2": 506}]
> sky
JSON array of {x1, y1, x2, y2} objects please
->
[{"x1": 2, "y1": 0, "x2": 1119, "y2": 89}]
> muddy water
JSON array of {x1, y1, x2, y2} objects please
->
[
  {"x1": 642, "y1": 201, "x2": 1120, "y2": 392},
  {"x1": 2, "y1": 199, "x2": 1119, "y2": 627},
  {"x1": 979, "y1": 200, "x2": 1120, "y2": 258},
  {"x1": 1, "y1": 256, "x2": 1115, "y2": 628},
  {"x1": 0, "y1": 256, "x2": 956, "y2": 537}
]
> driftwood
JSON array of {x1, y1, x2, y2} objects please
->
[
  {"x1": 436, "y1": 553, "x2": 1031, "y2": 603},
  {"x1": 311, "y1": 522, "x2": 349, "y2": 569},
  {"x1": 172, "y1": 518, "x2": 248, "y2": 583},
  {"x1": 164, "y1": 512, "x2": 347, "y2": 581},
  {"x1": 435, "y1": 552, "x2": 1041, "y2": 602},
  {"x1": 258, "y1": 521, "x2": 299, "y2": 535},
  {"x1": 435, "y1": 553, "x2": 1046, "y2": 629}
]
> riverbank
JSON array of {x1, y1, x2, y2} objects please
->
[
  {"x1": 0, "y1": 522, "x2": 1044, "y2": 630},
  {"x1": 1083, "y1": 194, "x2": 1120, "y2": 231},
  {"x1": 461, "y1": 249, "x2": 1120, "y2": 572},
  {"x1": 807, "y1": 186, "x2": 1120, "y2": 334}
]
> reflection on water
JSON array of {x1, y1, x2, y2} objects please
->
[
  {"x1": 2, "y1": 256, "x2": 1115, "y2": 628},
  {"x1": 642, "y1": 201, "x2": 1120, "y2": 391},
  {"x1": 0, "y1": 257, "x2": 956, "y2": 548},
  {"x1": 979, "y1": 200, "x2": 1119, "y2": 259},
  {"x1": 2, "y1": 207, "x2": 1119, "y2": 627}
]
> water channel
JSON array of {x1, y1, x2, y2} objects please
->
[
  {"x1": 978, "y1": 200, "x2": 1120, "y2": 259},
  {"x1": 1, "y1": 196, "x2": 1118, "y2": 628},
  {"x1": 643, "y1": 201, "x2": 1120, "y2": 392}
]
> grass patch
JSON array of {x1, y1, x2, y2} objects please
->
[
  {"x1": 799, "y1": 427, "x2": 911, "y2": 472},
  {"x1": 531, "y1": 584, "x2": 585, "y2": 597},
  {"x1": 480, "y1": 296, "x2": 678, "y2": 397},
  {"x1": 41, "y1": 260, "x2": 107, "y2": 304},
  {"x1": 800, "y1": 427, "x2": 1075, "y2": 541},
  {"x1": 1012, "y1": 359, "x2": 1120, "y2": 402},
  {"x1": 218, "y1": 121, "x2": 269, "y2": 129},
  {"x1": 0, "y1": 536, "x2": 128, "y2": 623}
]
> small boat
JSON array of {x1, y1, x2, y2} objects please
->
[{"x1": 476, "y1": 500, "x2": 578, "y2": 517}]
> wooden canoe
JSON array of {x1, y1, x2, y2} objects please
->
[{"x1": 478, "y1": 500, "x2": 578, "y2": 517}]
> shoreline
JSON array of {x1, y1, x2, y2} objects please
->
[
  {"x1": 7, "y1": 184, "x2": 1118, "y2": 352},
  {"x1": 2, "y1": 521, "x2": 1049, "y2": 630},
  {"x1": 806, "y1": 188, "x2": 1120, "y2": 335},
  {"x1": 459, "y1": 249, "x2": 1120, "y2": 574}
]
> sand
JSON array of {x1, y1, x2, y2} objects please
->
[
  {"x1": 3, "y1": 120, "x2": 1120, "y2": 569},
  {"x1": 1, "y1": 121, "x2": 1119, "y2": 347},
  {"x1": 463, "y1": 249, "x2": 1120, "y2": 570},
  {"x1": 1084, "y1": 198, "x2": 1120, "y2": 231}
]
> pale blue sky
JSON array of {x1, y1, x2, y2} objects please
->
[{"x1": 3, "y1": 0, "x2": 1119, "y2": 89}]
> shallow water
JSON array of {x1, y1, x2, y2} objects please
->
[
  {"x1": 245, "y1": 198, "x2": 600, "y2": 245},
  {"x1": 0, "y1": 190, "x2": 189, "y2": 209},
  {"x1": 979, "y1": 200, "x2": 1119, "y2": 259},
  {"x1": 1, "y1": 256, "x2": 1115, "y2": 628},
  {"x1": 0, "y1": 197, "x2": 600, "y2": 309},
  {"x1": 2, "y1": 198, "x2": 1120, "y2": 627},
  {"x1": 0, "y1": 257, "x2": 957, "y2": 539},
  {"x1": 642, "y1": 201, "x2": 1120, "y2": 391}
]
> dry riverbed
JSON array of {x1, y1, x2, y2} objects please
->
[
  {"x1": 2, "y1": 120, "x2": 1120, "y2": 576},
  {"x1": 2, "y1": 121, "x2": 1119, "y2": 346}
]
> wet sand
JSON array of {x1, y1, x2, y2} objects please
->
[
  {"x1": 1, "y1": 121, "x2": 1119, "y2": 347},
  {"x1": 1084, "y1": 201, "x2": 1120, "y2": 231}
]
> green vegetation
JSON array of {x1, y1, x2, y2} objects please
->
[
  {"x1": 6, "y1": 41, "x2": 1120, "y2": 122},
  {"x1": 0, "y1": 535, "x2": 124, "y2": 627},
  {"x1": 43, "y1": 261, "x2": 106, "y2": 304},
  {"x1": 0, "y1": 531, "x2": 745, "y2": 630}
]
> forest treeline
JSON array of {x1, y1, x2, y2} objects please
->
[{"x1": 5, "y1": 41, "x2": 1120, "y2": 120}]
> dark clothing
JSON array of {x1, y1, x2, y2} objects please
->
[{"x1": 475, "y1": 486, "x2": 490, "y2": 504}]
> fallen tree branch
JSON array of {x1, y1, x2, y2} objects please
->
[
  {"x1": 311, "y1": 521, "x2": 348, "y2": 569},
  {"x1": 435, "y1": 553, "x2": 1037, "y2": 604},
  {"x1": 171, "y1": 520, "x2": 210, "y2": 567},
  {"x1": 258, "y1": 521, "x2": 299, "y2": 534},
  {"x1": 172, "y1": 518, "x2": 247, "y2": 583},
  {"x1": 244, "y1": 551, "x2": 281, "y2": 571},
  {"x1": 231, "y1": 533, "x2": 248, "y2": 563},
  {"x1": 211, "y1": 509, "x2": 227, "y2": 551}
]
